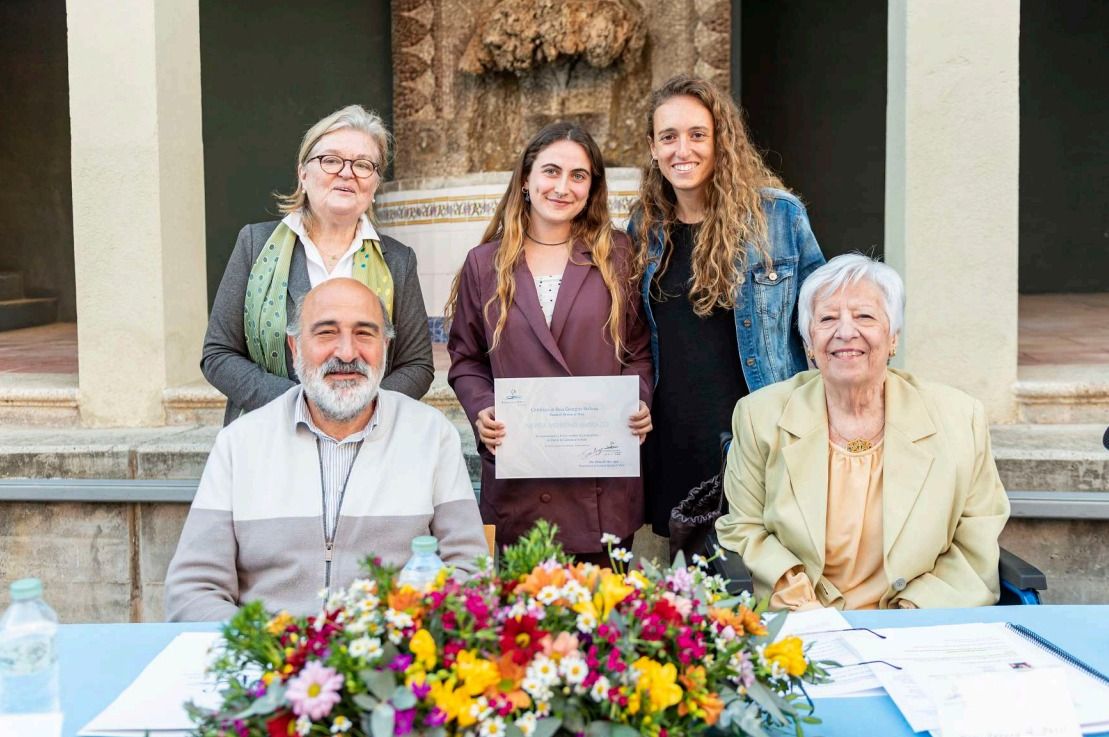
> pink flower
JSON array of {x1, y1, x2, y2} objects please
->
[{"x1": 285, "y1": 661, "x2": 344, "y2": 720}]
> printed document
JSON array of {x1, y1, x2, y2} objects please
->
[
  {"x1": 772, "y1": 607, "x2": 885, "y2": 698},
  {"x1": 494, "y1": 376, "x2": 640, "y2": 479},
  {"x1": 78, "y1": 631, "x2": 223, "y2": 737},
  {"x1": 846, "y1": 623, "x2": 1109, "y2": 734}
]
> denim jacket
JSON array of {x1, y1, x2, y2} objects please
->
[{"x1": 630, "y1": 187, "x2": 825, "y2": 392}]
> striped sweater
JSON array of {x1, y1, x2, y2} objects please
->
[{"x1": 164, "y1": 386, "x2": 487, "y2": 621}]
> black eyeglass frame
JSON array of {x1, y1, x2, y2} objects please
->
[{"x1": 306, "y1": 155, "x2": 381, "y2": 178}]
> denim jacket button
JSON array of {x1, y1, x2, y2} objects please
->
[
  {"x1": 742, "y1": 319, "x2": 752, "y2": 328},
  {"x1": 768, "y1": 272, "x2": 778, "y2": 281},
  {"x1": 745, "y1": 357, "x2": 756, "y2": 367}
]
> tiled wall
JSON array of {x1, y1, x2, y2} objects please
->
[{"x1": 378, "y1": 169, "x2": 643, "y2": 338}]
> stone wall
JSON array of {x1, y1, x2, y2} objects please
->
[{"x1": 392, "y1": 0, "x2": 729, "y2": 179}]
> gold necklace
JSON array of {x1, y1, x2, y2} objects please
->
[{"x1": 830, "y1": 423, "x2": 885, "y2": 453}]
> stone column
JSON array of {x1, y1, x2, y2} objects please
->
[
  {"x1": 67, "y1": 0, "x2": 207, "y2": 426},
  {"x1": 884, "y1": 0, "x2": 1020, "y2": 422}
]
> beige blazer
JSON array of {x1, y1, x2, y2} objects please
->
[{"x1": 715, "y1": 368, "x2": 1010, "y2": 609}]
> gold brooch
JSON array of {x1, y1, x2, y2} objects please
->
[{"x1": 845, "y1": 438, "x2": 873, "y2": 453}]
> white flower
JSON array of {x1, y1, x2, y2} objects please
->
[
  {"x1": 575, "y1": 611, "x2": 597, "y2": 633},
  {"x1": 600, "y1": 532, "x2": 621, "y2": 545},
  {"x1": 317, "y1": 587, "x2": 329, "y2": 601},
  {"x1": 536, "y1": 586, "x2": 560, "y2": 605},
  {"x1": 479, "y1": 716, "x2": 507, "y2": 737},
  {"x1": 326, "y1": 593, "x2": 345, "y2": 611},
  {"x1": 384, "y1": 609, "x2": 413, "y2": 629},
  {"x1": 612, "y1": 547, "x2": 634, "y2": 563},
  {"x1": 561, "y1": 581, "x2": 589, "y2": 604},
  {"x1": 387, "y1": 629, "x2": 403, "y2": 645},
  {"x1": 515, "y1": 712, "x2": 538, "y2": 736},
  {"x1": 534, "y1": 701, "x2": 551, "y2": 717},
  {"x1": 691, "y1": 553, "x2": 709, "y2": 568},
  {"x1": 589, "y1": 676, "x2": 612, "y2": 702},
  {"x1": 522, "y1": 677, "x2": 553, "y2": 702},
  {"x1": 349, "y1": 636, "x2": 383, "y2": 661},
  {"x1": 559, "y1": 656, "x2": 588, "y2": 685},
  {"x1": 527, "y1": 654, "x2": 560, "y2": 685},
  {"x1": 468, "y1": 697, "x2": 493, "y2": 722},
  {"x1": 330, "y1": 715, "x2": 353, "y2": 733},
  {"x1": 295, "y1": 715, "x2": 312, "y2": 736},
  {"x1": 506, "y1": 601, "x2": 530, "y2": 619}
]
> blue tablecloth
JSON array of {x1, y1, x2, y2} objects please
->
[{"x1": 58, "y1": 606, "x2": 1109, "y2": 737}]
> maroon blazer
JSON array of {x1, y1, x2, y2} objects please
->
[{"x1": 447, "y1": 232, "x2": 653, "y2": 553}]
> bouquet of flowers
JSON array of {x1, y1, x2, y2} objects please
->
[{"x1": 191, "y1": 522, "x2": 828, "y2": 737}]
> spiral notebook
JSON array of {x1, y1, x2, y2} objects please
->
[{"x1": 1006, "y1": 622, "x2": 1109, "y2": 687}]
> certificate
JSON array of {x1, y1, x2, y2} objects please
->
[{"x1": 494, "y1": 375, "x2": 640, "y2": 479}]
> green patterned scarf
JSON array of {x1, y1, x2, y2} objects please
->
[{"x1": 243, "y1": 221, "x2": 394, "y2": 377}]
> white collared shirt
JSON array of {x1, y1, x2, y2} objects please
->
[{"x1": 282, "y1": 210, "x2": 380, "y2": 288}]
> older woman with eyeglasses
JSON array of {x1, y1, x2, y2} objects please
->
[
  {"x1": 716, "y1": 253, "x2": 1010, "y2": 610},
  {"x1": 203, "y1": 104, "x2": 433, "y2": 423}
]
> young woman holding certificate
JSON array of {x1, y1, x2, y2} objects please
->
[{"x1": 446, "y1": 122, "x2": 653, "y2": 564}]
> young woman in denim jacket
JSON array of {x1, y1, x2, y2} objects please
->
[{"x1": 628, "y1": 75, "x2": 826, "y2": 541}]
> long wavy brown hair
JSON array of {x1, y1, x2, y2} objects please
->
[
  {"x1": 631, "y1": 75, "x2": 786, "y2": 316},
  {"x1": 445, "y1": 122, "x2": 629, "y2": 359}
]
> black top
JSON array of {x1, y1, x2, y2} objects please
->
[{"x1": 643, "y1": 222, "x2": 749, "y2": 536}]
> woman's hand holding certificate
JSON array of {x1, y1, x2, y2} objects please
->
[{"x1": 493, "y1": 376, "x2": 643, "y2": 479}]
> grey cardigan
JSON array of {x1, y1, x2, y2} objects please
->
[{"x1": 202, "y1": 221, "x2": 434, "y2": 425}]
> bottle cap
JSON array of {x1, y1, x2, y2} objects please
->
[
  {"x1": 410, "y1": 535, "x2": 438, "y2": 554},
  {"x1": 10, "y1": 578, "x2": 43, "y2": 601}
]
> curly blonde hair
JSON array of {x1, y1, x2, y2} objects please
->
[
  {"x1": 630, "y1": 75, "x2": 786, "y2": 316},
  {"x1": 446, "y1": 122, "x2": 629, "y2": 360}
]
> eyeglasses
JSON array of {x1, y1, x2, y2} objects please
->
[{"x1": 306, "y1": 155, "x2": 380, "y2": 178}]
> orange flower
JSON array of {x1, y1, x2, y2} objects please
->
[
  {"x1": 709, "y1": 605, "x2": 766, "y2": 636},
  {"x1": 517, "y1": 566, "x2": 569, "y2": 596},
  {"x1": 679, "y1": 666, "x2": 724, "y2": 725},
  {"x1": 388, "y1": 586, "x2": 424, "y2": 615}
]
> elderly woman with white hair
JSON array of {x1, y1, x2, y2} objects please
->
[
  {"x1": 203, "y1": 104, "x2": 433, "y2": 424},
  {"x1": 715, "y1": 253, "x2": 1010, "y2": 609}
]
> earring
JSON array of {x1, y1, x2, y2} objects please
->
[
  {"x1": 522, "y1": 188, "x2": 530, "y2": 202},
  {"x1": 806, "y1": 350, "x2": 815, "y2": 361},
  {"x1": 890, "y1": 346, "x2": 897, "y2": 358}
]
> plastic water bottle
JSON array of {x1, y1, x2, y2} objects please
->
[
  {"x1": 397, "y1": 536, "x2": 446, "y2": 591},
  {"x1": 0, "y1": 578, "x2": 60, "y2": 714}
]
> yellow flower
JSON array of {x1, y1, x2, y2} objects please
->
[
  {"x1": 631, "y1": 657, "x2": 683, "y2": 713},
  {"x1": 763, "y1": 636, "x2": 808, "y2": 677},
  {"x1": 261, "y1": 671, "x2": 277, "y2": 686},
  {"x1": 266, "y1": 611, "x2": 294, "y2": 636},
  {"x1": 454, "y1": 649, "x2": 501, "y2": 696},
  {"x1": 410, "y1": 628, "x2": 437, "y2": 670},
  {"x1": 428, "y1": 678, "x2": 474, "y2": 725}
]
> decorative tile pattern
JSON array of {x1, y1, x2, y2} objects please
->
[{"x1": 377, "y1": 190, "x2": 640, "y2": 229}]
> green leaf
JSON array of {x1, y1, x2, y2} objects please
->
[
  {"x1": 390, "y1": 685, "x2": 417, "y2": 710},
  {"x1": 533, "y1": 716, "x2": 563, "y2": 737},
  {"x1": 370, "y1": 702, "x2": 395, "y2": 737},
  {"x1": 712, "y1": 595, "x2": 744, "y2": 610},
  {"x1": 230, "y1": 683, "x2": 285, "y2": 719},
  {"x1": 746, "y1": 679, "x2": 788, "y2": 724},
  {"x1": 639, "y1": 558, "x2": 661, "y2": 579},
  {"x1": 612, "y1": 725, "x2": 639, "y2": 737},
  {"x1": 585, "y1": 721, "x2": 613, "y2": 737},
  {"x1": 505, "y1": 725, "x2": 526, "y2": 737},
  {"x1": 672, "y1": 550, "x2": 687, "y2": 570},
  {"x1": 352, "y1": 693, "x2": 378, "y2": 711},
  {"x1": 365, "y1": 669, "x2": 396, "y2": 701},
  {"x1": 762, "y1": 610, "x2": 789, "y2": 643}
]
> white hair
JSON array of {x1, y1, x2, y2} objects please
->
[{"x1": 797, "y1": 253, "x2": 905, "y2": 349}]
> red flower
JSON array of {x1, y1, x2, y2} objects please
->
[
  {"x1": 265, "y1": 711, "x2": 293, "y2": 737},
  {"x1": 499, "y1": 615, "x2": 548, "y2": 665}
]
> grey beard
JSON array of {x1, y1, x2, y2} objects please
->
[{"x1": 295, "y1": 352, "x2": 385, "y2": 423}]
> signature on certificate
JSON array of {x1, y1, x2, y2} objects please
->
[{"x1": 582, "y1": 442, "x2": 622, "y2": 460}]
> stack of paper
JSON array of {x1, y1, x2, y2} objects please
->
[
  {"x1": 772, "y1": 607, "x2": 885, "y2": 698},
  {"x1": 79, "y1": 632, "x2": 222, "y2": 737}
]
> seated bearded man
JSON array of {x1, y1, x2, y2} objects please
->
[{"x1": 165, "y1": 278, "x2": 487, "y2": 621}]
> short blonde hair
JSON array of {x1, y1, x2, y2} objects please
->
[{"x1": 275, "y1": 104, "x2": 392, "y2": 221}]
